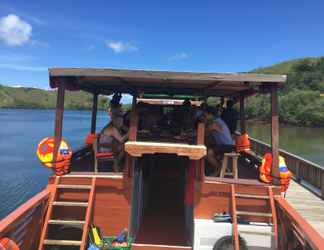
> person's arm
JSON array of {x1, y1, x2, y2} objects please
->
[
  {"x1": 111, "y1": 127, "x2": 128, "y2": 143},
  {"x1": 207, "y1": 121, "x2": 223, "y2": 132}
]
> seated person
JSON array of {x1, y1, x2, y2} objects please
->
[
  {"x1": 138, "y1": 103, "x2": 161, "y2": 131},
  {"x1": 175, "y1": 99, "x2": 194, "y2": 133},
  {"x1": 99, "y1": 116, "x2": 128, "y2": 172},
  {"x1": 204, "y1": 106, "x2": 234, "y2": 176},
  {"x1": 221, "y1": 99, "x2": 239, "y2": 135}
]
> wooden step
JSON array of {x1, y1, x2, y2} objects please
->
[
  {"x1": 53, "y1": 201, "x2": 88, "y2": 207},
  {"x1": 57, "y1": 184, "x2": 92, "y2": 190},
  {"x1": 48, "y1": 219, "x2": 85, "y2": 226},
  {"x1": 236, "y1": 211, "x2": 272, "y2": 217},
  {"x1": 235, "y1": 193, "x2": 269, "y2": 199},
  {"x1": 44, "y1": 239, "x2": 81, "y2": 246},
  {"x1": 239, "y1": 230, "x2": 275, "y2": 236}
]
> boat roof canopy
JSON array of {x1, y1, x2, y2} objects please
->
[{"x1": 49, "y1": 68, "x2": 286, "y2": 97}]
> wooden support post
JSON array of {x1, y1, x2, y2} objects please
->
[
  {"x1": 321, "y1": 171, "x2": 324, "y2": 199},
  {"x1": 271, "y1": 86, "x2": 280, "y2": 181},
  {"x1": 129, "y1": 95, "x2": 138, "y2": 141},
  {"x1": 199, "y1": 159, "x2": 205, "y2": 182},
  {"x1": 53, "y1": 85, "x2": 65, "y2": 169},
  {"x1": 239, "y1": 96, "x2": 246, "y2": 134},
  {"x1": 90, "y1": 93, "x2": 98, "y2": 134},
  {"x1": 197, "y1": 122, "x2": 205, "y2": 145}
]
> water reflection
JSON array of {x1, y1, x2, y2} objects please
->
[{"x1": 247, "y1": 121, "x2": 324, "y2": 166}]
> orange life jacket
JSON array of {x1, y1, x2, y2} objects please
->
[
  {"x1": 85, "y1": 133, "x2": 97, "y2": 145},
  {"x1": 259, "y1": 153, "x2": 273, "y2": 183},
  {"x1": 0, "y1": 238, "x2": 20, "y2": 250},
  {"x1": 36, "y1": 137, "x2": 72, "y2": 176},
  {"x1": 278, "y1": 156, "x2": 292, "y2": 192},
  {"x1": 259, "y1": 153, "x2": 292, "y2": 192},
  {"x1": 235, "y1": 133, "x2": 251, "y2": 152}
]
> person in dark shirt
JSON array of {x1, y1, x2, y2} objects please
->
[{"x1": 221, "y1": 99, "x2": 239, "y2": 135}]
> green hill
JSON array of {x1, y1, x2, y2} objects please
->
[
  {"x1": 253, "y1": 57, "x2": 322, "y2": 75},
  {"x1": 247, "y1": 56, "x2": 324, "y2": 126},
  {"x1": 0, "y1": 85, "x2": 109, "y2": 110}
]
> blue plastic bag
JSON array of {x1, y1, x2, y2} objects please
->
[{"x1": 88, "y1": 243, "x2": 100, "y2": 250}]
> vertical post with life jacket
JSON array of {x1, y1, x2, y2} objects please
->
[{"x1": 259, "y1": 153, "x2": 292, "y2": 192}]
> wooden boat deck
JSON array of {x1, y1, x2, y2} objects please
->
[{"x1": 285, "y1": 180, "x2": 324, "y2": 237}]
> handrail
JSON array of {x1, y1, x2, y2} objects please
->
[
  {"x1": 249, "y1": 137, "x2": 324, "y2": 199},
  {"x1": 0, "y1": 189, "x2": 49, "y2": 250},
  {"x1": 274, "y1": 196, "x2": 324, "y2": 249},
  {"x1": 250, "y1": 137, "x2": 324, "y2": 170},
  {"x1": 0, "y1": 189, "x2": 49, "y2": 233}
]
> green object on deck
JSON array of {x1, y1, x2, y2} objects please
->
[{"x1": 102, "y1": 236, "x2": 133, "y2": 250}]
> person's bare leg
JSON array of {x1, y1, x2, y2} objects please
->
[
  {"x1": 207, "y1": 149, "x2": 221, "y2": 176},
  {"x1": 214, "y1": 155, "x2": 223, "y2": 177},
  {"x1": 112, "y1": 159, "x2": 119, "y2": 172}
]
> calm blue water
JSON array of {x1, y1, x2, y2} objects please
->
[
  {"x1": 0, "y1": 109, "x2": 107, "y2": 219},
  {"x1": 1, "y1": 109, "x2": 324, "y2": 219}
]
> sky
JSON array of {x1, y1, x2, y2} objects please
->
[{"x1": 0, "y1": 0, "x2": 324, "y2": 89}]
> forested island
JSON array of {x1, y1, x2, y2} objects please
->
[
  {"x1": 0, "y1": 85, "x2": 109, "y2": 110},
  {"x1": 247, "y1": 57, "x2": 324, "y2": 126},
  {"x1": 1, "y1": 57, "x2": 324, "y2": 126}
]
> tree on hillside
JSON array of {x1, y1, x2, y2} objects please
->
[{"x1": 247, "y1": 57, "x2": 324, "y2": 126}]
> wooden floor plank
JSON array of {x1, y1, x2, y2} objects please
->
[{"x1": 285, "y1": 180, "x2": 324, "y2": 237}]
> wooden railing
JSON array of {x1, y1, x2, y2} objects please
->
[
  {"x1": 275, "y1": 196, "x2": 324, "y2": 249},
  {"x1": 250, "y1": 137, "x2": 324, "y2": 199},
  {"x1": 0, "y1": 189, "x2": 49, "y2": 250}
]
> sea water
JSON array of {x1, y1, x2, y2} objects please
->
[{"x1": 0, "y1": 109, "x2": 107, "y2": 219}]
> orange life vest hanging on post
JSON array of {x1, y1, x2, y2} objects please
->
[
  {"x1": 278, "y1": 156, "x2": 292, "y2": 192},
  {"x1": 235, "y1": 133, "x2": 251, "y2": 152},
  {"x1": 85, "y1": 133, "x2": 97, "y2": 145},
  {"x1": 259, "y1": 153, "x2": 292, "y2": 192},
  {"x1": 259, "y1": 153, "x2": 273, "y2": 183}
]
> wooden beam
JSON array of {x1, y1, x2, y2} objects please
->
[
  {"x1": 239, "y1": 96, "x2": 246, "y2": 134},
  {"x1": 198, "y1": 159, "x2": 205, "y2": 181},
  {"x1": 125, "y1": 141, "x2": 206, "y2": 160},
  {"x1": 53, "y1": 85, "x2": 65, "y2": 169},
  {"x1": 196, "y1": 122, "x2": 205, "y2": 145},
  {"x1": 80, "y1": 177, "x2": 96, "y2": 250},
  {"x1": 230, "y1": 184, "x2": 240, "y2": 250},
  {"x1": 129, "y1": 95, "x2": 138, "y2": 141},
  {"x1": 91, "y1": 93, "x2": 98, "y2": 134},
  {"x1": 271, "y1": 86, "x2": 280, "y2": 180},
  {"x1": 49, "y1": 68, "x2": 287, "y2": 83}
]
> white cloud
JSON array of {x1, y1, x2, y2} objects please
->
[
  {"x1": 170, "y1": 52, "x2": 190, "y2": 61},
  {"x1": 0, "y1": 14, "x2": 32, "y2": 46},
  {"x1": 30, "y1": 39, "x2": 50, "y2": 48},
  {"x1": 106, "y1": 40, "x2": 138, "y2": 53}
]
